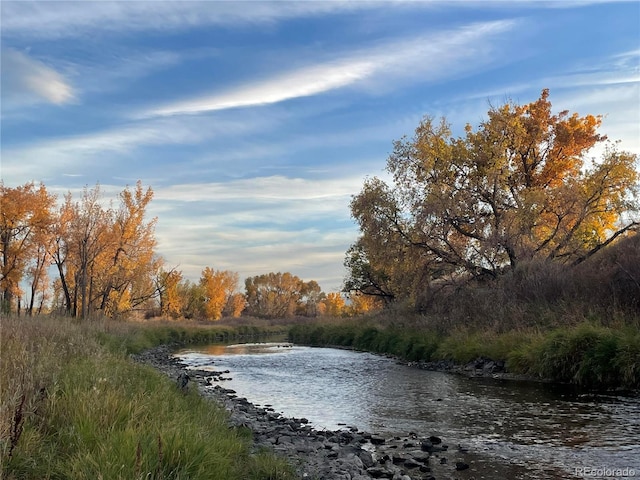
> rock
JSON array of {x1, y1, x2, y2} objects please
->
[
  {"x1": 358, "y1": 450, "x2": 375, "y2": 468},
  {"x1": 366, "y1": 466, "x2": 393, "y2": 478},
  {"x1": 403, "y1": 459, "x2": 422, "y2": 469},
  {"x1": 176, "y1": 372, "x2": 189, "y2": 391},
  {"x1": 456, "y1": 461, "x2": 470, "y2": 471},
  {"x1": 370, "y1": 435, "x2": 386, "y2": 445},
  {"x1": 420, "y1": 439, "x2": 445, "y2": 453}
]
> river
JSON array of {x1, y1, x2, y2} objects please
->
[{"x1": 176, "y1": 342, "x2": 640, "y2": 480}]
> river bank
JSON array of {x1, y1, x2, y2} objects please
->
[
  {"x1": 133, "y1": 344, "x2": 476, "y2": 480},
  {"x1": 288, "y1": 321, "x2": 640, "y2": 392},
  {"x1": 1, "y1": 316, "x2": 299, "y2": 479}
]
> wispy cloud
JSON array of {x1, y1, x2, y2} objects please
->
[
  {"x1": 149, "y1": 176, "x2": 363, "y2": 288},
  {"x1": 142, "y1": 19, "x2": 517, "y2": 118},
  {"x1": 0, "y1": 114, "x2": 272, "y2": 183},
  {"x1": 155, "y1": 224, "x2": 353, "y2": 290},
  {"x1": 1, "y1": 48, "x2": 74, "y2": 106},
  {"x1": 73, "y1": 48, "x2": 192, "y2": 96},
  {"x1": 154, "y1": 175, "x2": 360, "y2": 208},
  {"x1": 144, "y1": 60, "x2": 377, "y2": 117},
  {"x1": 0, "y1": 1, "x2": 399, "y2": 40}
]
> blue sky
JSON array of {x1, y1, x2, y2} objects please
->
[{"x1": 1, "y1": 1, "x2": 639, "y2": 293}]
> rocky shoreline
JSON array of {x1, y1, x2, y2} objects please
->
[{"x1": 133, "y1": 345, "x2": 475, "y2": 480}]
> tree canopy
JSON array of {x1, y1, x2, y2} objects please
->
[
  {"x1": 1, "y1": 181, "x2": 368, "y2": 320},
  {"x1": 345, "y1": 90, "x2": 639, "y2": 307}
]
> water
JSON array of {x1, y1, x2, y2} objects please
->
[{"x1": 177, "y1": 343, "x2": 640, "y2": 479}]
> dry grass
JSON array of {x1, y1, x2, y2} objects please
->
[
  {"x1": 0, "y1": 315, "x2": 101, "y2": 466},
  {"x1": 0, "y1": 315, "x2": 295, "y2": 479}
]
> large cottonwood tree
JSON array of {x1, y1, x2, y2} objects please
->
[{"x1": 346, "y1": 90, "x2": 638, "y2": 306}]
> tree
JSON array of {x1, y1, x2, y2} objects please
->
[
  {"x1": 43, "y1": 182, "x2": 161, "y2": 319},
  {"x1": 347, "y1": 90, "x2": 638, "y2": 306},
  {"x1": 95, "y1": 181, "x2": 159, "y2": 317},
  {"x1": 245, "y1": 272, "x2": 317, "y2": 318},
  {"x1": 66, "y1": 185, "x2": 111, "y2": 319},
  {"x1": 155, "y1": 267, "x2": 183, "y2": 318},
  {"x1": 322, "y1": 292, "x2": 345, "y2": 317},
  {"x1": 0, "y1": 181, "x2": 160, "y2": 318},
  {"x1": 49, "y1": 193, "x2": 75, "y2": 314},
  {"x1": 176, "y1": 279, "x2": 205, "y2": 319},
  {"x1": 298, "y1": 280, "x2": 324, "y2": 316},
  {"x1": 200, "y1": 267, "x2": 240, "y2": 320},
  {"x1": 26, "y1": 226, "x2": 53, "y2": 316},
  {"x1": 223, "y1": 292, "x2": 246, "y2": 318},
  {"x1": 346, "y1": 291, "x2": 383, "y2": 316},
  {"x1": 0, "y1": 182, "x2": 55, "y2": 313}
]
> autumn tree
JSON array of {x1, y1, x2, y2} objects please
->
[
  {"x1": 298, "y1": 280, "x2": 325, "y2": 316},
  {"x1": 0, "y1": 182, "x2": 56, "y2": 313},
  {"x1": 154, "y1": 267, "x2": 184, "y2": 318},
  {"x1": 223, "y1": 292, "x2": 246, "y2": 318},
  {"x1": 49, "y1": 193, "x2": 77, "y2": 315},
  {"x1": 347, "y1": 90, "x2": 638, "y2": 306},
  {"x1": 346, "y1": 291, "x2": 383, "y2": 316},
  {"x1": 26, "y1": 225, "x2": 53, "y2": 315},
  {"x1": 245, "y1": 272, "x2": 322, "y2": 318},
  {"x1": 95, "y1": 181, "x2": 159, "y2": 317},
  {"x1": 321, "y1": 292, "x2": 346, "y2": 317},
  {"x1": 44, "y1": 182, "x2": 160, "y2": 319},
  {"x1": 200, "y1": 267, "x2": 241, "y2": 320},
  {"x1": 64, "y1": 185, "x2": 112, "y2": 318},
  {"x1": 176, "y1": 279, "x2": 205, "y2": 319}
]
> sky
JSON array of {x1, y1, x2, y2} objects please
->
[{"x1": 1, "y1": 1, "x2": 639, "y2": 293}]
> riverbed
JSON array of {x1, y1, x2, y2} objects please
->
[{"x1": 176, "y1": 342, "x2": 640, "y2": 480}]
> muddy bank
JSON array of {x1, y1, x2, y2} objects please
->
[{"x1": 133, "y1": 345, "x2": 474, "y2": 480}]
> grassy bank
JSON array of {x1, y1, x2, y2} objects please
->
[
  {"x1": 0, "y1": 315, "x2": 294, "y2": 480},
  {"x1": 288, "y1": 319, "x2": 640, "y2": 390}
]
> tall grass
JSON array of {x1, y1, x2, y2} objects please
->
[
  {"x1": 0, "y1": 315, "x2": 294, "y2": 479},
  {"x1": 289, "y1": 320, "x2": 440, "y2": 362},
  {"x1": 506, "y1": 323, "x2": 640, "y2": 389}
]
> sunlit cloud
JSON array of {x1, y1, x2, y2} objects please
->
[
  {"x1": 154, "y1": 175, "x2": 361, "y2": 203},
  {"x1": 142, "y1": 20, "x2": 517, "y2": 118},
  {"x1": 1, "y1": 48, "x2": 74, "y2": 106},
  {"x1": 144, "y1": 61, "x2": 377, "y2": 117}
]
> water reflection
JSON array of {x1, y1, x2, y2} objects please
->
[{"x1": 177, "y1": 343, "x2": 640, "y2": 480}]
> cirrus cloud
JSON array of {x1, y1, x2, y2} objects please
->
[
  {"x1": 1, "y1": 48, "x2": 74, "y2": 106},
  {"x1": 141, "y1": 20, "x2": 518, "y2": 118}
]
